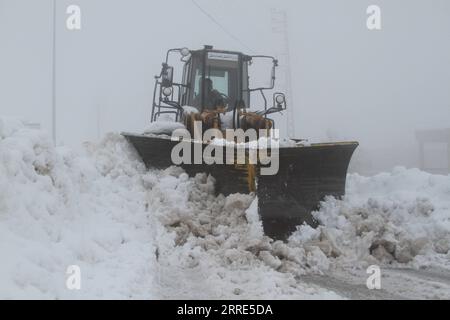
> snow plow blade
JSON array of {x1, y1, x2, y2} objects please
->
[
  {"x1": 257, "y1": 143, "x2": 358, "y2": 239},
  {"x1": 122, "y1": 133, "x2": 358, "y2": 240}
]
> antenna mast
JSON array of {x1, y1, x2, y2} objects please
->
[
  {"x1": 51, "y1": 0, "x2": 57, "y2": 145},
  {"x1": 271, "y1": 9, "x2": 295, "y2": 138}
]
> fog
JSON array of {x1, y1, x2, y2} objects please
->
[{"x1": 1, "y1": 0, "x2": 449, "y2": 174}]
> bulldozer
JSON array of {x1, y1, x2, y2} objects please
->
[{"x1": 122, "y1": 45, "x2": 358, "y2": 240}]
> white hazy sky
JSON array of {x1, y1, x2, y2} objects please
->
[{"x1": 1, "y1": 0, "x2": 449, "y2": 165}]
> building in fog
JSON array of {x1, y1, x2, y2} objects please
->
[{"x1": 416, "y1": 129, "x2": 450, "y2": 175}]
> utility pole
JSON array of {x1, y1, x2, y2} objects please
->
[
  {"x1": 271, "y1": 9, "x2": 295, "y2": 139},
  {"x1": 51, "y1": 0, "x2": 57, "y2": 145}
]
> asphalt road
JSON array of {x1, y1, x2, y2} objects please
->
[{"x1": 302, "y1": 267, "x2": 450, "y2": 300}]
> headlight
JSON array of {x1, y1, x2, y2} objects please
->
[
  {"x1": 180, "y1": 48, "x2": 190, "y2": 57},
  {"x1": 162, "y1": 87, "x2": 173, "y2": 97},
  {"x1": 275, "y1": 95, "x2": 285, "y2": 105}
]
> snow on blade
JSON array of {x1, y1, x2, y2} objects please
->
[
  {"x1": 144, "y1": 121, "x2": 186, "y2": 136},
  {"x1": 182, "y1": 105, "x2": 200, "y2": 115}
]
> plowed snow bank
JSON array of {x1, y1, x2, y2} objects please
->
[
  {"x1": 1, "y1": 116, "x2": 449, "y2": 299},
  {"x1": 290, "y1": 169, "x2": 450, "y2": 269}
]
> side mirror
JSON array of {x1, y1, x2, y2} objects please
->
[
  {"x1": 161, "y1": 64, "x2": 174, "y2": 87},
  {"x1": 273, "y1": 93, "x2": 286, "y2": 110},
  {"x1": 180, "y1": 47, "x2": 190, "y2": 58}
]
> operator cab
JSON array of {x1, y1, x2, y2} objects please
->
[
  {"x1": 185, "y1": 48, "x2": 249, "y2": 111},
  {"x1": 151, "y1": 45, "x2": 286, "y2": 126}
]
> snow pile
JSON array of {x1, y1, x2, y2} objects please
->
[
  {"x1": 146, "y1": 164, "x2": 450, "y2": 298},
  {"x1": 0, "y1": 116, "x2": 338, "y2": 299},
  {"x1": 0, "y1": 117, "x2": 26, "y2": 139},
  {"x1": 290, "y1": 168, "x2": 450, "y2": 269},
  {"x1": 147, "y1": 170, "x2": 337, "y2": 298},
  {"x1": 0, "y1": 118, "x2": 159, "y2": 299},
  {"x1": 1, "y1": 115, "x2": 449, "y2": 299}
]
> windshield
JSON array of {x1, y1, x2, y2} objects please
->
[{"x1": 189, "y1": 53, "x2": 240, "y2": 111}]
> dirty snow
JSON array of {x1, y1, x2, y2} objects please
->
[
  {"x1": 290, "y1": 168, "x2": 450, "y2": 269},
  {"x1": 1, "y1": 116, "x2": 449, "y2": 299}
]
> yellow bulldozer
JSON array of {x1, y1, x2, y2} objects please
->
[{"x1": 123, "y1": 45, "x2": 358, "y2": 240}]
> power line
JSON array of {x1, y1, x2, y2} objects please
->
[{"x1": 190, "y1": 0, "x2": 255, "y2": 53}]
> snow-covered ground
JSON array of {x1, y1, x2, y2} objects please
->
[{"x1": 0, "y1": 116, "x2": 449, "y2": 299}]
